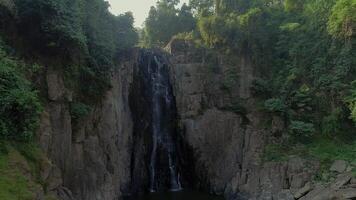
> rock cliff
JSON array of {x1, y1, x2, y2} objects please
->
[
  {"x1": 167, "y1": 39, "x2": 319, "y2": 200},
  {"x1": 37, "y1": 52, "x2": 136, "y2": 200},
  {"x1": 35, "y1": 40, "x2": 355, "y2": 200}
]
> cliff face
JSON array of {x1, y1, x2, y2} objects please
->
[
  {"x1": 34, "y1": 40, "x2": 352, "y2": 200},
  {"x1": 37, "y1": 54, "x2": 136, "y2": 200},
  {"x1": 166, "y1": 39, "x2": 319, "y2": 200},
  {"x1": 36, "y1": 49, "x2": 179, "y2": 200}
]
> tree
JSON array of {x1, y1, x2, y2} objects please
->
[
  {"x1": 15, "y1": 0, "x2": 138, "y2": 102},
  {"x1": 284, "y1": 0, "x2": 305, "y2": 12},
  {"x1": 15, "y1": 0, "x2": 86, "y2": 53},
  {"x1": 143, "y1": 0, "x2": 196, "y2": 47},
  {"x1": 178, "y1": 4, "x2": 196, "y2": 32},
  {"x1": 328, "y1": 0, "x2": 356, "y2": 38},
  {"x1": 0, "y1": 41, "x2": 42, "y2": 141},
  {"x1": 189, "y1": 0, "x2": 214, "y2": 14}
]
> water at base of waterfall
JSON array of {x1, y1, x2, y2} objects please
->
[{"x1": 135, "y1": 190, "x2": 225, "y2": 200}]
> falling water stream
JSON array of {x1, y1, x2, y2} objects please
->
[
  {"x1": 148, "y1": 55, "x2": 181, "y2": 192},
  {"x1": 131, "y1": 51, "x2": 224, "y2": 200}
]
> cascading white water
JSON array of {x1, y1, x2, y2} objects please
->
[{"x1": 148, "y1": 55, "x2": 182, "y2": 193}]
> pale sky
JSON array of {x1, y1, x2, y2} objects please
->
[{"x1": 107, "y1": 0, "x2": 189, "y2": 27}]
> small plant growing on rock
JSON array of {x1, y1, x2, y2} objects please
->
[
  {"x1": 264, "y1": 98, "x2": 287, "y2": 113},
  {"x1": 70, "y1": 102, "x2": 92, "y2": 121},
  {"x1": 289, "y1": 120, "x2": 315, "y2": 141}
]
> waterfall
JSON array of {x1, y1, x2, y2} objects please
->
[{"x1": 143, "y1": 53, "x2": 182, "y2": 193}]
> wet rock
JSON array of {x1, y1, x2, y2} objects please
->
[{"x1": 330, "y1": 160, "x2": 348, "y2": 173}]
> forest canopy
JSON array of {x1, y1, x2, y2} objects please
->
[
  {"x1": 0, "y1": 0, "x2": 355, "y2": 146},
  {"x1": 143, "y1": 0, "x2": 356, "y2": 143},
  {"x1": 0, "y1": 0, "x2": 139, "y2": 141}
]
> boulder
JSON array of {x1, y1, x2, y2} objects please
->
[
  {"x1": 330, "y1": 172, "x2": 352, "y2": 190},
  {"x1": 275, "y1": 190, "x2": 294, "y2": 200},
  {"x1": 330, "y1": 160, "x2": 348, "y2": 173},
  {"x1": 336, "y1": 188, "x2": 356, "y2": 199},
  {"x1": 351, "y1": 177, "x2": 356, "y2": 184},
  {"x1": 293, "y1": 182, "x2": 313, "y2": 199},
  {"x1": 346, "y1": 166, "x2": 354, "y2": 172},
  {"x1": 299, "y1": 184, "x2": 325, "y2": 200},
  {"x1": 311, "y1": 188, "x2": 337, "y2": 200}
]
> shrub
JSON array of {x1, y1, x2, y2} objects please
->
[
  {"x1": 14, "y1": 0, "x2": 138, "y2": 103},
  {"x1": 321, "y1": 108, "x2": 343, "y2": 137},
  {"x1": 221, "y1": 67, "x2": 239, "y2": 92},
  {"x1": 264, "y1": 98, "x2": 287, "y2": 113},
  {"x1": 289, "y1": 120, "x2": 315, "y2": 140},
  {"x1": 70, "y1": 102, "x2": 92, "y2": 121},
  {"x1": 15, "y1": 0, "x2": 86, "y2": 51},
  {"x1": 346, "y1": 81, "x2": 356, "y2": 124},
  {"x1": 251, "y1": 78, "x2": 271, "y2": 96},
  {"x1": 223, "y1": 100, "x2": 247, "y2": 115},
  {"x1": 327, "y1": 0, "x2": 356, "y2": 38},
  {"x1": 0, "y1": 43, "x2": 42, "y2": 141}
]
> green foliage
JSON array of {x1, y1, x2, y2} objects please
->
[
  {"x1": 222, "y1": 100, "x2": 247, "y2": 115},
  {"x1": 0, "y1": 143, "x2": 54, "y2": 200},
  {"x1": 308, "y1": 139, "x2": 356, "y2": 164},
  {"x1": 197, "y1": 14, "x2": 227, "y2": 47},
  {"x1": 264, "y1": 98, "x2": 287, "y2": 113},
  {"x1": 0, "y1": 42, "x2": 42, "y2": 142},
  {"x1": 70, "y1": 102, "x2": 92, "y2": 121},
  {"x1": 15, "y1": 0, "x2": 86, "y2": 51},
  {"x1": 258, "y1": 0, "x2": 354, "y2": 143},
  {"x1": 182, "y1": 0, "x2": 356, "y2": 172},
  {"x1": 197, "y1": 4, "x2": 269, "y2": 54},
  {"x1": 0, "y1": 141, "x2": 8, "y2": 155},
  {"x1": 251, "y1": 78, "x2": 272, "y2": 96},
  {"x1": 189, "y1": 0, "x2": 214, "y2": 14},
  {"x1": 143, "y1": 1, "x2": 196, "y2": 47},
  {"x1": 13, "y1": 0, "x2": 138, "y2": 102},
  {"x1": 321, "y1": 108, "x2": 343, "y2": 137},
  {"x1": 173, "y1": 31, "x2": 196, "y2": 40},
  {"x1": 327, "y1": 0, "x2": 356, "y2": 38},
  {"x1": 263, "y1": 143, "x2": 297, "y2": 162},
  {"x1": 0, "y1": 158, "x2": 34, "y2": 199},
  {"x1": 187, "y1": 0, "x2": 356, "y2": 145},
  {"x1": 263, "y1": 139, "x2": 356, "y2": 179},
  {"x1": 280, "y1": 22, "x2": 300, "y2": 31},
  {"x1": 221, "y1": 66, "x2": 239, "y2": 91},
  {"x1": 284, "y1": 0, "x2": 305, "y2": 12},
  {"x1": 346, "y1": 81, "x2": 356, "y2": 123},
  {"x1": 289, "y1": 120, "x2": 315, "y2": 140}
]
